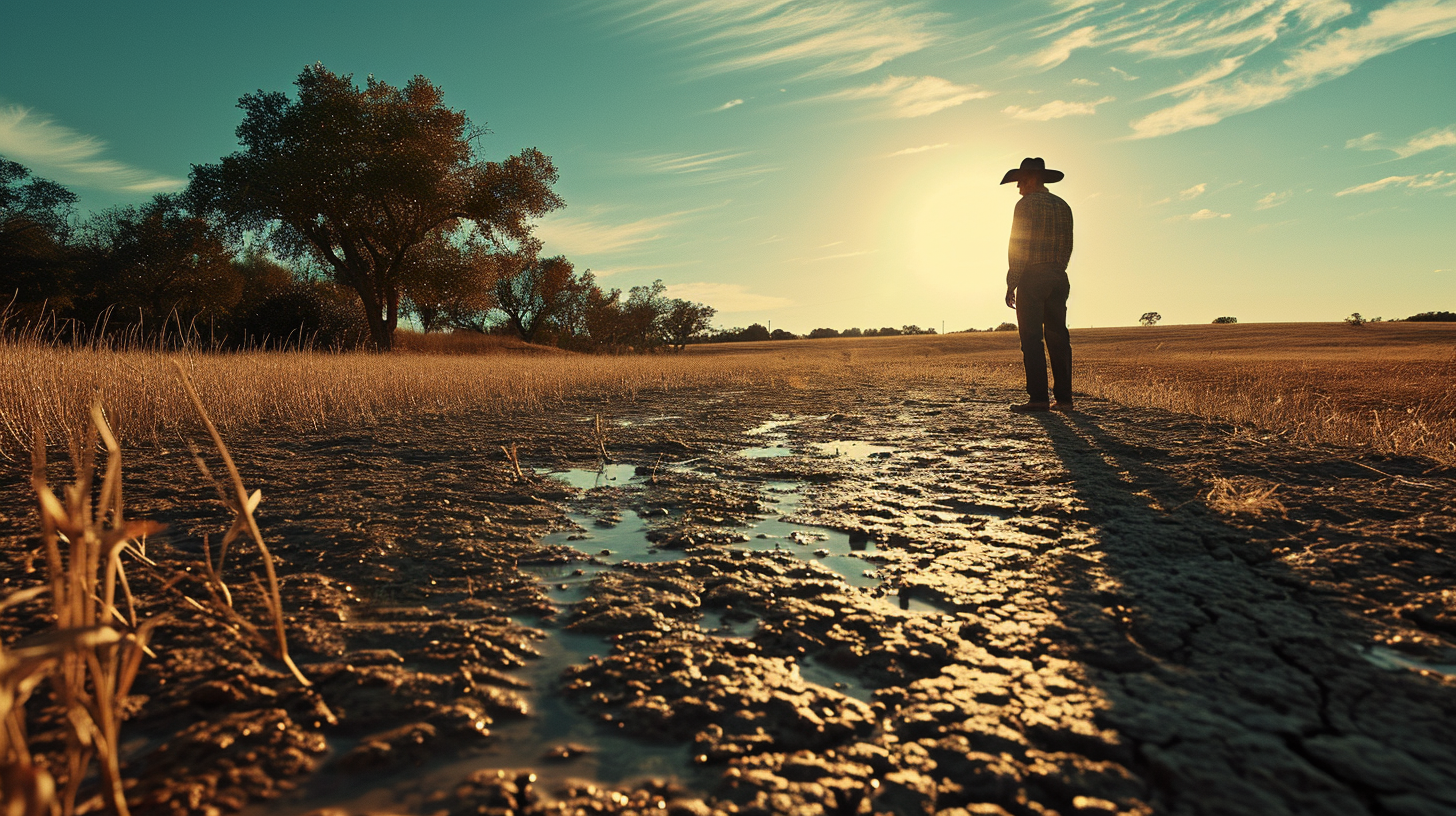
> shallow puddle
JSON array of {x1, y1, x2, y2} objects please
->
[
  {"x1": 738, "y1": 445, "x2": 793, "y2": 459},
  {"x1": 548, "y1": 464, "x2": 640, "y2": 490},
  {"x1": 1360, "y1": 645, "x2": 1456, "y2": 678},
  {"x1": 811, "y1": 440, "x2": 896, "y2": 460}
]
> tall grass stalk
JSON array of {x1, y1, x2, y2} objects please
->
[{"x1": 27, "y1": 404, "x2": 165, "y2": 816}]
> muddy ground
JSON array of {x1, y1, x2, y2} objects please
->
[{"x1": 2, "y1": 377, "x2": 1454, "y2": 816}]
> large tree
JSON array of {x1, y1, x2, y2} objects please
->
[{"x1": 188, "y1": 64, "x2": 563, "y2": 350}]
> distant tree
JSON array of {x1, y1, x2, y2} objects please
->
[
  {"x1": 994, "y1": 322, "x2": 1017, "y2": 332},
  {"x1": 1407, "y1": 311, "x2": 1456, "y2": 322},
  {"x1": 188, "y1": 64, "x2": 563, "y2": 350},
  {"x1": 808, "y1": 327, "x2": 839, "y2": 339},
  {"x1": 861, "y1": 328, "x2": 879, "y2": 337},
  {"x1": 901, "y1": 324, "x2": 922, "y2": 335},
  {"x1": 1345, "y1": 312, "x2": 1365, "y2": 327},
  {"x1": 493, "y1": 252, "x2": 576, "y2": 343},
  {"x1": 840, "y1": 327, "x2": 862, "y2": 338},
  {"x1": 662, "y1": 299, "x2": 715, "y2": 351},
  {"x1": 77, "y1": 194, "x2": 241, "y2": 330},
  {"x1": 223, "y1": 250, "x2": 368, "y2": 348},
  {"x1": 1139, "y1": 311, "x2": 1162, "y2": 326},
  {"x1": 877, "y1": 326, "x2": 902, "y2": 336},
  {"x1": 621, "y1": 280, "x2": 670, "y2": 351},
  {"x1": 0, "y1": 157, "x2": 77, "y2": 241},
  {"x1": 1212, "y1": 316, "x2": 1237, "y2": 324},
  {"x1": 770, "y1": 328, "x2": 797, "y2": 340},
  {"x1": 401, "y1": 231, "x2": 496, "y2": 333},
  {"x1": 1, "y1": 158, "x2": 78, "y2": 317},
  {"x1": 739, "y1": 323, "x2": 771, "y2": 342}
]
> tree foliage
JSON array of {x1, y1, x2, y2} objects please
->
[
  {"x1": 76, "y1": 194, "x2": 241, "y2": 329},
  {"x1": 1, "y1": 158, "x2": 78, "y2": 317},
  {"x1": 188, "y1": 64, "x2": 564, "y2": 350},
  {"x1": 493, "y1": 252, "x2": 576, "y2": 343},
  {"x1": 1212, "y1": 316, "x2": 1237, "y2": 324},
  {"x1": 1139, "y1": 311, "x2": 1162, "y2": 326}
]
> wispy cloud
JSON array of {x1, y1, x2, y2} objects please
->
[
  {"x1": 1347, "y1": 124, "x2": 1456, "y2": 157},
  {"x1": 715, "y1": 98, "x2": 745, "y2": 111},
  {"x1": 1108, "y1": 66, "x2": 1140, "y2": 81},
  {"x1": 1146, "y1": 57, "x2": 1244, "y2": 99},
  {"x1": 663, "y1": 281, "x2": 789, "y2": 312},
  {"x1": 1129, "y1": 0, "x2": 1456, "y2": 139},
  {"x1": 1335, "y1": 170, "x2": 1456, "y2": 196},
  {"x1": 1346, "y1": 131, "x2": 1384, "y2": 150},
  {"x1": 613, "y1": 0, "x2": 943, "y2": 79},
  {"x1": 1003, "y1": 95, "x2": 1114, "y2": 121},
  {"x1": 0, "y1": 104, "x2": 184, "y2": 193},
  {"x1": 1255, "y1": 190, "x2": 1292, "y2": 209},
  {"x1": 887, "y1": 143, "x2": 950, "y2": 157},
  {"x1": 1030, "y1": 25, "x2": 1097, "y2": 68},
  {"x1": 1071, "y1": 77, "x2": 1100, "y2": 86},
  {"x1": 798, "y1": 248, "x2": 872, "y2": 262},
  {"x1": 821, "y1": 75, "x2": 992, "y2": 118},
  {"x1": 1179, "y1": 182, "x2": 1207, "y2": 200},
  {"x1": 1168, "y1": 208, "x2": 1232, "y2": 221},
  {"x1": 638, "y1": 150, "x2": 777, "y2": 184},
  {"x1": 535, "y1": 205, "x2": 713, "y2": 255}
]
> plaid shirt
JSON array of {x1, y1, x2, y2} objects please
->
[{"x1": 1007, "y1": 190, "x2": 1073, "y2": 288}]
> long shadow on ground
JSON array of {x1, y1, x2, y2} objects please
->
[{"x1": 1035, "y1": 410, "x2": 1456, "y2": 815}]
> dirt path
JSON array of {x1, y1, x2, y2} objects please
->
[{"x1": 2, "y1": 378, "x2": 1453, "y2": 816}]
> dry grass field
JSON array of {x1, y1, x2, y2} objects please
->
[{"x1": 1, "y1": 321, "x2": 1452, "y2": 465}]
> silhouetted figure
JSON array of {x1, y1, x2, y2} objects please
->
[{"x1": 1001, "y1": 157, "x2": 1073, "y2": 413}]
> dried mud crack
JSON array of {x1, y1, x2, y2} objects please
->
[{"x1": 2, "y1": 379, "x2": 1454, "y2": 816}]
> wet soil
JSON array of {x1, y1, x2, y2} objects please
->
[{"x1": 2, "y1": 377, "x2": 1454, "y2": 816}]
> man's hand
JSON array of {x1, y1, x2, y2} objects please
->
[{"x1": 1005, "y1": 286, "x2": 1017, "y2": 309}]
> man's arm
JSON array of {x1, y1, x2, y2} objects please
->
[{"x1": 1006, "y1": 197, "x2": 1028, "y2": 309}]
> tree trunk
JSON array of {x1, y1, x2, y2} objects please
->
[{"x1": 354, "y1": 285, "x2": 392, "y2": 352}]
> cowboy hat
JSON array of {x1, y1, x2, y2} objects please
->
[{"x1": 1000, "y1": 157, "x2": 1064, "y2": 185}]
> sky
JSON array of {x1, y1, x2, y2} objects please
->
[{"x1": 2, "y1": 0, "x2": 1453, "y2": 332}]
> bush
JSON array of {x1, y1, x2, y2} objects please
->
[
  {"x1": 994, "y1": 322, "x2": 1017, "y2": 332},
  {"x1": 1406, "y1": 311, "x2": 1456, "y2": 322},
  {"x1": 1212, "y1": 316, "x2": 1237, "y2": 324},
  {"x1": 808, "y1": 327, "x2": 839, "y2": 339}
]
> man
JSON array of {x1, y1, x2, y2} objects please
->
[{"x1": 1001, "y1": 157, "x2": 1073, "y2": 413}]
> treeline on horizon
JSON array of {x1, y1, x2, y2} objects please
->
[{"x1": 0, "y1": 65, "x2": 720, "y2": 354}]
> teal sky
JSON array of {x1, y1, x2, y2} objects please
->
[{"x1": 2, "y1": 1, "x2": 1453, "y2": 331}]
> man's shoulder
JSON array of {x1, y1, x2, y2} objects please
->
[{"x1": 1038, "y1": 190, "x2": 1070, "y2": 207}]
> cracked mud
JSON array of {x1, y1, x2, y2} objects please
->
[{"x1": 2, "y1": 378, "x2": 1454, "y2": 816}]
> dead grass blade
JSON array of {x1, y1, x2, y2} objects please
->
[
  {"x1": 170, "y1": 360, "x2": 310, "y2": 688},
  {"x1": 1205, "y1": 476, "x2": 1286, "y2": 518}
]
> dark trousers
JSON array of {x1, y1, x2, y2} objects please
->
[{"x1": 1014, "y1": 266, "x2": 1072, "y2": 403}]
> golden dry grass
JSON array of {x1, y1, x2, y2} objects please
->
[{"x1": 2, "y1": 321, "x2": 1453, "y2": 465}]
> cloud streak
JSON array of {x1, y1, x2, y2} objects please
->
[
  {"x1": 1335, "y1": 171, "x2": 1456, "y2": 195},
  {"x1": 663, "y1": 281, "x2": 789, "y2": 312},
  {"x1": 638, "y1": 150, "x2": 777, "y2": 184},
  {"x1": 0, "y1": 105, "x2": 184, "y2": 193},
  {"x1": 822, "y1": 75, "x2": 992, "y2": 118},
  {"x1": 1347, "y1": 124, "x2": 1456, "y2": 157},
  {"x1": 887, "y1": 143, "x2": 950, "y2": 157},
  {"x1": 1003, "y1": 95, "x2": 1114, "y2": 121},
  {"x1": 1128, "y1": 0, "x2": 1456, "y2": 138},
  {"x1": 535, "y1": 205, "x2": 714, "y2": 255},
  {"x1": 613, "y1": 0, "x2": 942, "y2": 79}
]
